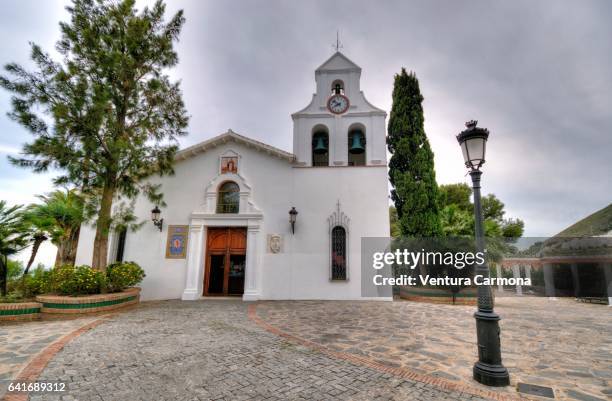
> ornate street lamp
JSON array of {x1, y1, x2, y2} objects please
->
[
  {"x1": 457, "y1": 120, "x2": 510, "y2": 387},
  {"x1": 151, "y1": 206, "x2": 163, "y2": 232},
  {"x1": 289, "y1": 207, "x2": 298, "y2": 234}
]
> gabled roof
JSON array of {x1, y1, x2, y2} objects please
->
[
  {"x1": 175, "y1": 129, "x2": 295, "y2": 163},
  {"x1": 555, "y1": 203, "x2": 612, "y2": 237},
  {"x1": 316, "y1": 51, "x2": 361, "y2": 73}
]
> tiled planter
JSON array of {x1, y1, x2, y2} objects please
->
[
  {"x1": 0, "y1": 301, "x2": 42, "y2": 321},
  {"x1": 36, "y1": 287, "x2": 140, "y2": 314},
  {"x1": 399, "y1": 286, "x2": 477, "y2": 305}
]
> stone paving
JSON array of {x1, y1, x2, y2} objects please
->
[
  {"x1": 28, "y1": 300, "x2": 498, "y2": 401},
  {"x1": 0, "y1": 316, "x2": 99, "y2": 398},
  {"x1": 0, "y1": 298, "x2": 608, "y2": 400},
  {"x1": 256, "y1": 298, "x2": 612, "y2": 401}
]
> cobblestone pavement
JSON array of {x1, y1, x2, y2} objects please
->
[
  {"x1": 30, "y1": 300, "x2": 501, "y2": 401},
  {"x1": 256, "y1": 298, "x2": 612, "y2": 401},
  {"x1": 0, "y1": 316, "x2": 99, "y2": 398}
]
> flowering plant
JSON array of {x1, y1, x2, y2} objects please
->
[{"x1": 105, "y1": 262, "x2": 145, "y2": 292}]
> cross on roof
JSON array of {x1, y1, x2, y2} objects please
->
[{"x1": 332, "y1": 30, "x2": 343, "y2": 52}]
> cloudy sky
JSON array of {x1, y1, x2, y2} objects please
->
[{"x1": 1, "y1": 0, "x2": 611, "y2": 266}]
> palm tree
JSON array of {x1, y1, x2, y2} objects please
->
[
  {"x1": 21, "y1": 207, "x2": 54, "y2": 275},
  {"x1": 0, "y1": 201, "x2": 29, "y2": 295},
  {"x1": 14, "y1": 190, "x2": 86, "y2": 276},
  {"x1": 31, "y1": 189, "x2": 85, "y2": 269}
]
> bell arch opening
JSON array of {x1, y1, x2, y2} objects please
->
[
  {"x1": 312, "y1": 125, "x2": 329, "y2": 167},
  {"x1": 348, "y1": 123, "x2": 366, "y2": 166}
]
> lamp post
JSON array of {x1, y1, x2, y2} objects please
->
[
  {"x1": 151, "y1": 206, "x2": 163, "y2": 232},
  {"x1": 457, "y1": 120, "x2": 510, "y2": 387}
]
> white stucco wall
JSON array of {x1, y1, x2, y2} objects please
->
[
  {"x1": 75, "y1": 141, "x2": 390, "y2": 301},
  {"x1": 263, "y1": 165, "x2": 389, "y2": 300}
]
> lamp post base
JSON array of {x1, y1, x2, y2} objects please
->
[
  {"x1": 473, "y1": 310, "x2": 510, "y2": 387},
  {"x1": 473, "y1": 362, "x2": 510, "y2": 387}
]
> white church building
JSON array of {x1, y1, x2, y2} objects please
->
[{"x1": 75, "y1": 51, "x2": 391, "y2": 301}]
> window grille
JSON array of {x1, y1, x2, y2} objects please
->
[
  {"x1": 331, "y1": 226, "x2": 347, "y2": 280},
  {"x1": 217, "y1": 181, "x2": 240, "y2": 213}
]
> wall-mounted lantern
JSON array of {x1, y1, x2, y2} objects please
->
[
  {"x1": 289, "y1": 207, "x2": 298, "y2": 234},
  {"x1": 151, "y1": 206, "x2": 164, "y2": 232}
]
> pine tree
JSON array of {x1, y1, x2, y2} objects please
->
[
  {"x1": 387, "y1": 69, "x2": 441, "y2": 237},
  {"x1": 1, "y1": 0, "x2": 189, "y2": 269}
]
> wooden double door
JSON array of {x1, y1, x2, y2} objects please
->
[{"x1": 204, "y1": 227, "x2": 246, "y2": 296}]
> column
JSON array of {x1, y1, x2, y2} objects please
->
[
  {"x1": 243, "y1": 225, "x2": 262, "y2": 301},
  {"x1": 525, "y1": 264, "x2": 532, "y2": 280},
  {"x1": 496, "y1": 262, "x2": 504, "y2": 292},
  {"x1": 570, "y1": 263, "x2": 580, "y2": 298},
  {"x1": 333, "y1": 115, "x2": 344, "y2": 165},
  {"x1": 603, "y1": 263, "x2": 612, "y2": 306},
  {"x1": 543, "y1": 263, "x2": 556, "y2": 299},
  {"x1": 512, "y1": 264, "x2": 522, "y2": 296},
  {"x1": 182, "y1": 224, "x2": 205, "y2": 301}
]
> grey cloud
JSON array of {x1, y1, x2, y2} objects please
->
[{"x1": 0, "y1": 0, "x2": 610, "y2": 239}]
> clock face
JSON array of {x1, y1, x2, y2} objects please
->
[{"x1": 327, "y1": 94, "x2": 350, "y2": 114}]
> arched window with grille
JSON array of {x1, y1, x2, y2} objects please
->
[
  {"x1": 217, "y1": 181, "x2": 240, "y2": 213},
  {"x1": 331, "y1": 226, "x2": 347, "y2": 280}
]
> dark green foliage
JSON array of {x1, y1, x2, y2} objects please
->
[
  {"x1": 387, "y1": 69, "x2": 441, "y2": 237},
  {"x1": 0, "y1": 293, "x2": 27, "y2": 303},
  {"x1": 0, "y1": 0, "x2": 189, "y2": 269},
  {"x1": 3, "y1": 261, "x2": 49, "y2": 300},
  {"x1": 105, "y1": 261, "x2": 145, "y2": 292},
  {"x1": 439, "y1": 184, "x2": 472, "y2": 212},
  {"x1": 6, "y1": 259, "x2": 24, "y2": 282},
  {"x1": 437, "y1": 183, "x2": 524, "y2": 264},
  {"x1": 500, "y1": 218, "x2": 524, "y2": 238},
  {"x1": 22, "y1": 265, "x2": 52, "y2": 298},
  {"x1": 482, "y1": 194, "x2": 505, "y2": 221},
  {"x1": 389, "y1": 206, "x2": 401, "y2": 238},
  {"x1": 438, "y1": 184, "x2": 525, "y2": 239},
  {"x1": 439, "y1": 204, "x2": 473, "y2": 236}
]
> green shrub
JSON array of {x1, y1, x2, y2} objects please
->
[
  {"x1": 50, "y1": 265, "x2": 105, "y2": 296},
  {"x1": 0, "y1": 292, "x2": 25, "y2": 303},
  {"x1": 40, "y1": 262, "x2": 144, "y2": 296},
  {"x1": 23, "y1": 266, "x2": 51, "y2": 297},
  {"x1": 5, "y1": 264, "x2": 50, "y2": 300},
  {"x1": 6, "y1": 260, "x2": 25, "y2": 293},
  {"x1": 6, "y1": 259, "x2": 24, "y2": 281},
  {"x1": 49, "y1": 264, "x2": 75, "y2": 293},
  {"x1": 106, "y1": 262, "x2": 145, "y2": 292}
]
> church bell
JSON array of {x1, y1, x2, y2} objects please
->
[
  {"x1": 313, "y1": 135, "x2": 328, "y2": 154},
  {"x1": 349, "y1": 132, "x2": 365, "y2": 154}
]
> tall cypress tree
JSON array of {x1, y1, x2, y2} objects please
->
[{"x1": 387, "y1": 69, "x2": 441, "y2": 237}]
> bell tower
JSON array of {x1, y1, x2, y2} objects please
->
[{"x1": 291, "y1": 51, "x2": 387, "y2": 167}]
